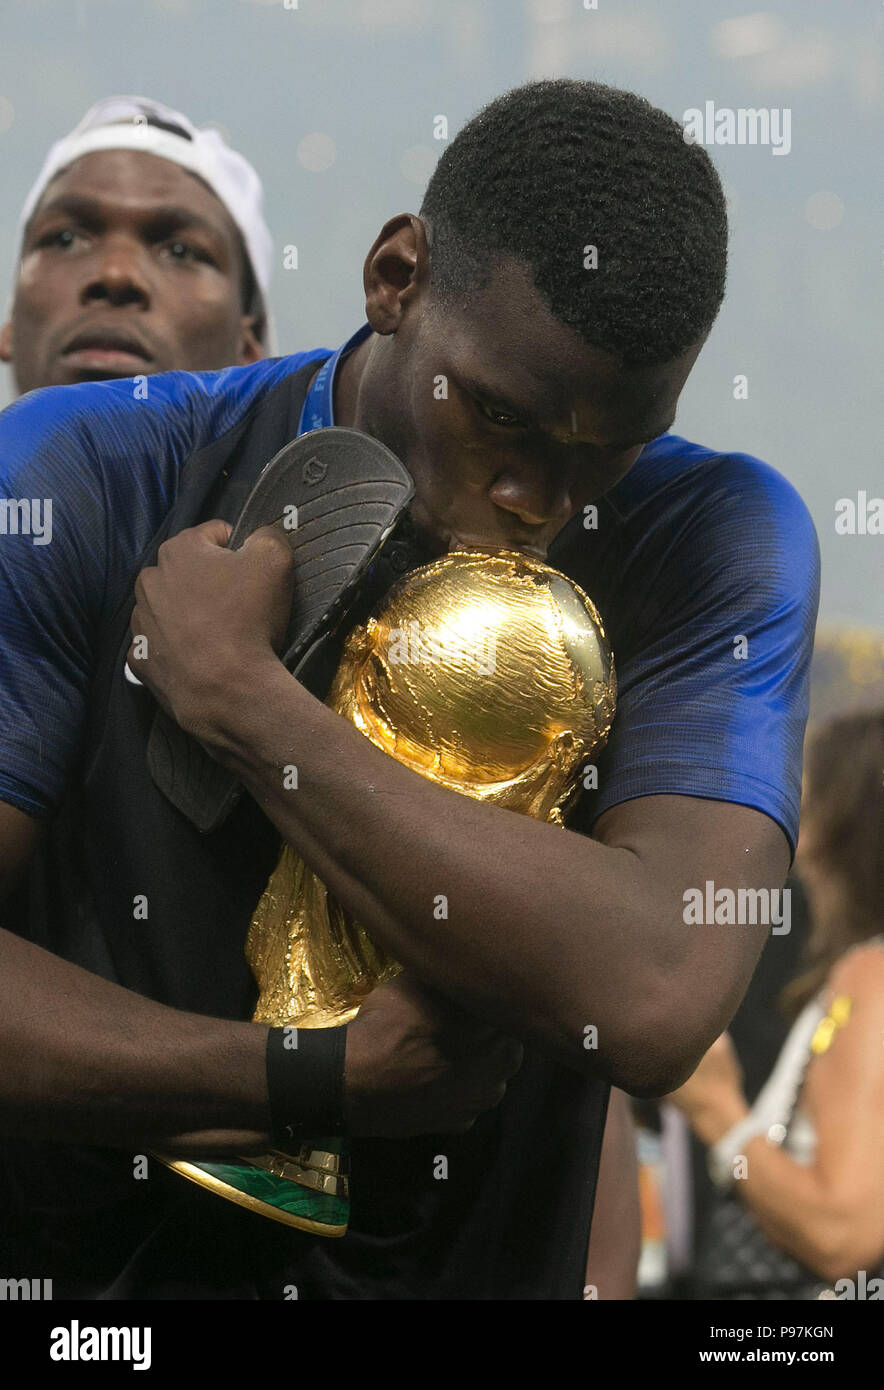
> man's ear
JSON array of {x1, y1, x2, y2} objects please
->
[
  {"x1": 363, "y1": 214, "x2": 426, "y2": 335},
  {"x1": 0, "y1": 319, "x2": 13, "y2": 363},
  {"x1": 237, "y1": 315, "x2": 264, "y2": 365}
]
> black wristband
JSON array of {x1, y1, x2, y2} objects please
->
[{"x1": 265, "y1": 1024, "x2": 348, "y2": 1147}]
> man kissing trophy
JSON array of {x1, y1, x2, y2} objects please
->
[{"x1": 158, "y1": 441, "x2": 616, "y2": 1236}]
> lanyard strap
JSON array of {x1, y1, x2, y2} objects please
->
[{"x1": 297, "y1": 322, "x2": 372, "y2": 436}]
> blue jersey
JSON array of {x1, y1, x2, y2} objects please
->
[
  {"x1": 551, "y1": 432, "x2": 820, "y2": 855},
  {"x1": 0, "y1": 332, "x2": 820, "y2": 1301},
  {"x1": 0, "y1": 336, "x2": 819, "y2": 852}
]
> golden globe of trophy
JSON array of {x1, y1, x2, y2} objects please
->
[{"x1": 163, "y1": 548, "x2": 616, "y2": 1234}]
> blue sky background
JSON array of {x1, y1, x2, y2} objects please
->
[{"x1": 0, "y1": 0, "x2": 880, "y2": 626}]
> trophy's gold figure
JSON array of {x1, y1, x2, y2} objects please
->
[{"x1": 246, "y1": 550, "x2": 617, "y2": 1031}]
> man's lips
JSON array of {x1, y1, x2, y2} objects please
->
[
  {"x1": 403, "y1": 509, "x2": 549, "y2": 562},
  {"x1": 447, "y1": 532, "x2": 547, "y2": 560},
  {"x1": 61, "y1": 330, "x2": 153, "y2": 373}
]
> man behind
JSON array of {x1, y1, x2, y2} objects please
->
[
  {"x1": 0, "y1": 94, "x2": 269, "y2": 394},
  {"x1": 0, "y1": 80, "x2": 819, "y2": 1299}
]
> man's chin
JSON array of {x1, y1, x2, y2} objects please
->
[{"x1": 403, "y1": 508, "x2": 448, "y2": 560}]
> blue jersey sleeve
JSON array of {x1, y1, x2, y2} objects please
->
[
  {"x1": 579, "y1": 453, "x2": 821, "y2": 857},
  {"x1": 0, "y1": 395, "x2": 106, "y2": 816},
  {"x1": 0, "y1": 380, "x2": 179, "y2": 817},
  {"x1": 0, "y1": 353, "x2": 327, "y2": 818}
]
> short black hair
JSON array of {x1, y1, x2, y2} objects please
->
[{"x1": 420, "y1": 79, "x2": 728, "y2": 365}]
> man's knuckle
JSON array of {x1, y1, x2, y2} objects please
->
[{"x1": 254, "y1": 531, "x2": 293, "y2": 566}]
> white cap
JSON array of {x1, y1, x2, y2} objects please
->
[{"x1": 17, "y1": 96, "x2": 276, "y2": 348}]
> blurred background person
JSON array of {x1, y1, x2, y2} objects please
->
[
  {"x1": 682, "y1": 628, "x2": 884, "y2": 1297},
  {"x1": 0, "y1": 95, "x2": 272, "y2": 395},
  {"x1": 668, "y1": 709, "x2": 884, "y2": 1299}
]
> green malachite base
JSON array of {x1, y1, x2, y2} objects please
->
[{"x1": 155, "y1": 1146, "x2": 350, "y2": 1237}]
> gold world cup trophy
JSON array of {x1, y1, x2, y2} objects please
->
[{"x1": 160, "y1": 548, "x2": 616, "y2": 1234}]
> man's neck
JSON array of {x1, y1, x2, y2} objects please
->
[
  {"x1": 333, "y1": 333, "x2": 372, "y2": 429},
  {"x1": 328, "y1": 330, "x2": 443, "y2": 562}
]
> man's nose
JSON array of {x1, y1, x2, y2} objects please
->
[
  {"x1": 487, "y1": 467, "x2": 574, "y2": 529},
  {"x1": 80, "y1": 237, "x2": 150, "y2": 309}
]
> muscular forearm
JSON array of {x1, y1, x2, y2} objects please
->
[
  {"x1": 129, "y1": 515, "x2": 790, "y2": 1093},
  {"x1": 203, "y1": 658, "x2": 672, "y2": 1084},
  {"x1": 0, "y1": 927, "x2": 272, "y2": 1154}
]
